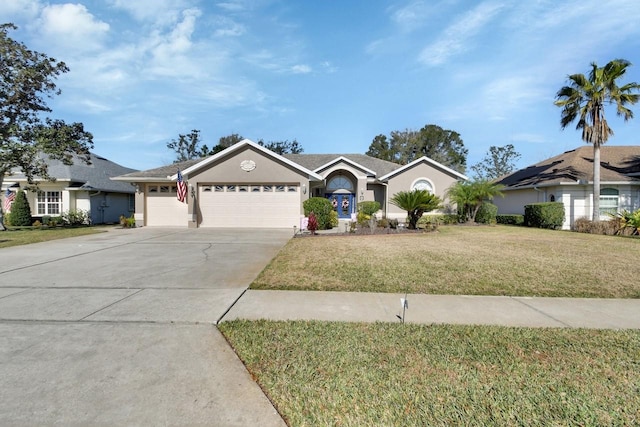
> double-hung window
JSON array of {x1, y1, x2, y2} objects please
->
[
  {"x1": 37, "y1": 191, "x2": 62, "y2": 215},
  {"x1": 599, "y1": 188, "x2": 619, "y2": 217}
]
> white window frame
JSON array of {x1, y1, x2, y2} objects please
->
[
  {"x1": 37, "y1": 191, "x2": 62, "y2": 215},
  {"x1": 599, "y1": 188, "x2": 619, "y2": 218}
]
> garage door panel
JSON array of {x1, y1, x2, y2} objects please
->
[
  {"x1": 199, "y1": 186, "x2": 300, "y2": 228},
  {"x1": 147, "y1": 193, "x2": 188, "y2": 226}
]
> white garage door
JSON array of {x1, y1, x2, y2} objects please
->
[
  {"x1": 146, "y1": 185, "x2": 188, "y2": 226},
  {"x1": 199, "y1": 184, "x2": 300, "y2": 228}
]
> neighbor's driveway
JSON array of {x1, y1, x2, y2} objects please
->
[{"x1": 0, "y1": 227, "x2": 290, "y2": 426}]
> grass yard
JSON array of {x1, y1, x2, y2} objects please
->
[
  {"x1": 220, "y1": 320, "x2": 640, "y2": 427},
  {"x1": 252, "y1": 225, "x2": 640, "y2": 298},
  {"x1": 0, "y1": 226, "x2": 106, "y2": 248}
]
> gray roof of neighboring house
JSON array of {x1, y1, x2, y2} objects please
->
[
  {"x1": 496, "y1": 145, "x2": 640, "y2": 189},
  {"x1": 10, "y1": 152, "x2": 138, "y2": 193}
]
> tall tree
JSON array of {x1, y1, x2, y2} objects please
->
[
  {"x1": 212, "y1": 133, "x2": 244, "y2": 154},
  {"x1": 366, "y1": 124, "x2": 467, "y2": 172},
  {"x1": 470, "y1": 144, "x2": 521, "y2": 180},
  {"x1": 0, "y1": 23, "x2": 93, "y2": 230},
  {"x1": 555, "y1": 59, "x2": 640, "y2": 221},
  {"x1": 166, "y1": 129, "x2": 211, "y2": 162},
  {"x1": 258, "y1": 139, "x2": 304, "y2": 154}
]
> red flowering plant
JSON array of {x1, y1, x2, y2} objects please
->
[{"x1": 307, "y1": 211, "x2": 318, "y2": 235}]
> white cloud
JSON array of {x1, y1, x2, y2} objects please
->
[
  {"x1": 108, "y1": 0, "x2": 194, "y2": 25},
  {"x1": 0, "y1": 0, "x2": 40, "y2": 21},
  {"x1": 38, "y1": 3, "x2": 109, "y2": 51},
  {"x1": 213, "y1": 16, "x2": 245, "y2": 37},
  {"x1": 390, "y1": 0, "x2": 439, "y2": 32},
  {"x1": 291, "y1": 64, "x2": 311, "y2": 74},
  {"x1": 418, "y1": 1, "x2": 505, "y2": 66}
]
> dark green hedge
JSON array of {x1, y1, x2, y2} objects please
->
[
  {"x1": 524, "y1": 202, "x2": 564, "y2": 229},
  {"x1": 476, "y1": 202, "x2": 498, "y2": 224},
  {"x1": 496, "y1": 214, "x2": 525, "y2": 226}
]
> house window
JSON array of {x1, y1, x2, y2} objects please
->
[
  {"x1": 327, "y1": 176, "x2": 354, "y2": 192},
  {"x1": 128, "y1": 194, "x2": 135, "y2": 211},
  {"x1": 287, "y1": 186, "x2": 297, "y2": 192},
  {"x1": 214, "y1": 185, "x2": 224, "y2": 192},
  {"x1": 37, "y1": 191, "x2": 61, "y2": 215},
  {"x1": 275, "y1": 185, "x2": 285, "y2": 192},
  {"x1": 159, "y1": 186, "x2": 170, "y2": 193},
  {"x1": 226, "y1": 185, "x2": 236, "y2": 192},
  {"x1": 599, "y1": 188, "x2": 619, "y2": 217},
  {"x1": 239, "y1": 185, "x2": 248, "y2": 192},
  {"x1": 202, "y1": 186, "x2": 212, "y2": 192},
  {"x1": 411, "y1": 178, "x2": 433, "y2": 193},
  {"x1": 148, "y1": 186, "x2": 158, "y2": 193},
  {"x1": 549, "y1": 194, "x2": 556, "y2": 202},
  {"x1": 263, "y1": 185, "x2": 272, "y2": 192},
  {"x1": 251, "y1": 186, "x2": 261, "y2": 192}
]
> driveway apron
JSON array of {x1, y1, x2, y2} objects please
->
[{"x1": 0, "y1": 227, "x2": 290, "y2": 426}]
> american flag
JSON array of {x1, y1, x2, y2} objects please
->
[
  {"x1": 176, "y1": 170, "x2": 187, "y2": 203},
  {"x1": 3, "y1": 189, "x2": 15, "y2": 212}
]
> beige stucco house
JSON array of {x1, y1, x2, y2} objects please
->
[
  {"x1": 113, "y1": 139, "x2": 467, "y2": 228},
  {"x1": 493, "y1": 145, "x2": 640, "y2": 229}
]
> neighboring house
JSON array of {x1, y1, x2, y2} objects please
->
[
  {"x1": 2, "y1": 153, "x2": 137, "y2": 224},
  {"x1": 494, "y1": 145, "x2": 640, "y2": 230},
  {"x1": 113, "y1": 139, "x2": 467, "y2": 228}
]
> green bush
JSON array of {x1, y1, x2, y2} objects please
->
[
  {"x1": 303, "y1": 197, "x2": 333, "y2": 230},
  {"x1": 8, "y1": 190, "x2": 32, "y2": 226},
  {"x1": 475, "y1": 202, "x2": 498, "y2": 224},
  {"x1": 524, "y1": 202, "x2": 564, "y2": 229},
  {"x1": 61, "y1": 209, "x2": 89, "y2": 226},
  {"x1": 329, "y1": 210, "x2": 339, "y2": 228},
  {"x1": 119, "y1": 214, "x2": 136, "y2": 228},
  {"x1": 496, "y1": 214, "x2": 525, "y2": 226},
  {"x1": 357, "y1": 201, "x2": 381, "y2": 216},
  {"x1": 416, "y1": 215, "x2": 439, "y2": 231}
]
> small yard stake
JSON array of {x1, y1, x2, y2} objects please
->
[{"x1": 396, "y1": 293, "x2": 408, "y2": 324}]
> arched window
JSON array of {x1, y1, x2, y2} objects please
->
[
  {"x1": 599, "y1": 188, "x2": 619, "y2": 217},
  {"x1": 549, "y1": 194, "x2": 555, "y2": 202},
  {"x1": 327, "y1": 175, "x2": 354, "y2": 192},
  {"x1": 411, "y1": 178, "x2": 433, "y2": 193}
]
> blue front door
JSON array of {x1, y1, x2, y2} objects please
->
[{"x1": 328, "y1": 194, "x2": 354, "y2": 219}]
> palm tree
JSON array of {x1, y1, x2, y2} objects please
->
[
  {"x1": 554, "y1": 59, "x2": 640, "y2": 221},
  {"x1": 389, "y1": 189, "x2": 442, "y2": 229},
  {"x1": 446, "y1": 180, "x2": 504, "y2": 223}
]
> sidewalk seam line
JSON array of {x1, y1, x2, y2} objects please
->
[
  {"x1": 79, "y1": 288, "x2": 145, "y2": 321},
  {"x1": 511, "y1": 297, "x2": 572, "y2": 327}
]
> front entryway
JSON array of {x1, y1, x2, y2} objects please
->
[{"x1": 327, "y1": 193, "x2": 354, "y2": 219}]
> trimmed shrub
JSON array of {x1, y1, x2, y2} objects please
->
[
  {"x1": 357, "y1": 201, "x2": 381, "y2": 216},
  {"x1": 573, "y1": 218, "x2": 618, "y2": 235},
  {"x1": 416, "y1": 215, "x2": 439, "y2": 231},
  {"x1": 475, "y1": 202, "x2": 498, "y2": 224},
  {"x1": 8, "y1": 190, "x2": 32, "y2": 226},
  {"x1": 307, "y1": 212, "x2": 318, "y2": 234},
  {"x1": 303, "y1": 197, "x2": 333, "y2": 230},
  {"x1": 524, "y1": 202, "x2": 564, "y2": 229},
  {"x1": 61, "y1": 209, "x2": 89, "y2": 226},
  {"x1": 119, "y1": 214, "x2": 136, "y2": 228},
  {"x1": 496, "y1": 214, "x2": 525, "y2": 226},
  {"x1": 329, "y1": 210, "x2": 339, "y2": 228}
]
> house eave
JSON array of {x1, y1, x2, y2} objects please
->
[
  {"x1": 313, "y1": 156, "x2": 377, "y2": 177},
  {"x1": 378, "y1": 156, "x2": 468, "y2": 181}
]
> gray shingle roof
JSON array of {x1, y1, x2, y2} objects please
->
[
  {"x1": 116, "y1": 153, "x2": 404, "y2": 180},
  {"x1": 115, "y1": 158, "x2": 201, "y2": 180},
  {"x1": 283, "y1": 153, "x2": 402, "y2": 177},
  {"x1": 497, "y1": 145, "x2": 640, "y2": 189},
  {"x1": 10, "y1": 152, "x2": 138, "y2": 193}
]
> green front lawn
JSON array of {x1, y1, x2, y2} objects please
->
[
  {"x1": 252, "y1": 226, "x2": 640, "y2": 298},
  {"x1": 220, "y1": 320, "x2": 640, "y2": 426},
  {"x1": 0, "y1": 226, "x2": 107, "y2": 248}
]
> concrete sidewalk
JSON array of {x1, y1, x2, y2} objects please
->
[{"x1": 222, "y1": 290, "x2": 640, "y2": 329}]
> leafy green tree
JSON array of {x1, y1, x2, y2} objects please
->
[
  {"x1": 446, "y1": 180, "x2": 504, "y2": 223},
  {"x1": 389, "y1": 189, "x2": 442, "y2": 229},
  {"x1": 167, "y1": 129, "x2": 211, "y2": 162},
  {"x1": 470, "y1": 144, "x2": 521, "y2": 180},
  {"x1": 0, "y1": 23, "x2": 93, "y2": 231},
  {"x1": 367, "y1": 124, "x2": 467, "y2": 172},
  {"x1": 8, "y1": 190, "x2": 32, "y2": 226},
  {"x1": 212, "y1": 133, "x2": 244, "y2": 154},
  {"x1": 555, "y1": 59, "x2": 640, "y2": 221},
  {"x1": 258, "y1": 139, "x2": 304, "y2": 154}
]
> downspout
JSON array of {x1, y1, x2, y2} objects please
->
[{"x1": 533, "y1": 186, "x2": 546, "y2": 202}]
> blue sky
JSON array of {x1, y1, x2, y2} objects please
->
[{"x1": 3, "y1": 0, "x2": 640, "y2": 172}]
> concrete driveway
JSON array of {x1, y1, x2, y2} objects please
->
[{"x1": 0, "y1": 227, "x2": 290, "y2": 426}]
